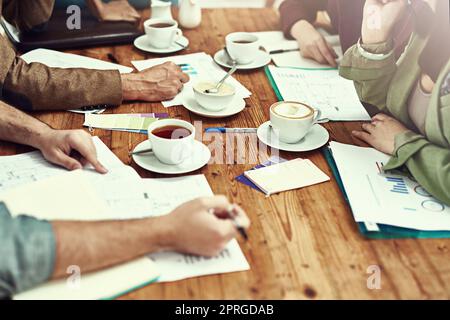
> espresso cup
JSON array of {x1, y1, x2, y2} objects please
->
[
  {"x1": 144, "y1": 18, "x2": 183, "y2": 49},
  {"x1": 147, "y1": 119, "x2": 195, "y2": 165},
  {"x1": 225, "y1": 32, "x2": 260, "y2": 65},
  {"x1": 269, "y1": 101, "x2": 321, "y2": 144}
]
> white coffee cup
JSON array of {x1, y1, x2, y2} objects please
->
[
  {"x1": 225, "y1": 32, "x2": 259, "y2": 65},
  {"x1": 147, "y1": 119, "x2": 195, "y2": 165},
  {"x1": 144, "y1": 18, "x2": 183, "y2": 49},
  {"x1": 270, "y1": 101, "x2": 321, "y2": 144}
]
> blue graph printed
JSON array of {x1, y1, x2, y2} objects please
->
[{"x1": 386, "y1": 176, "x2": 409, "y2": 195}]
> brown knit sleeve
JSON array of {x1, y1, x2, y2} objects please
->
[
  {"x1": 2, "y1": 57, "x2": 123, "y2": 111},
  {"x1": 279, "y1": 0, "x2": 328, "y2": 39}
]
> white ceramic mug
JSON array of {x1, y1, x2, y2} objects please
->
[
  {"x1": 147, "y1": 119, "x2": 195, "y2": 165},
  {"x1": 144, "y1": 18, "x2": 183, "y2": 49},
  {"x1": 225, "y1": 32, "x2": 259, "y2": 65},
  {"x1": 269, "y1": 101, "x2": 321, "y2": 144}
]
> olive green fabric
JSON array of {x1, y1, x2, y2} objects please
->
[{"x1": 340, "y1": 33, "x2": 450, "y2": 205}]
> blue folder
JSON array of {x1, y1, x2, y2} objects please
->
[{"x1": 323, "y1": 146, "x2": 450, "y2": 239}]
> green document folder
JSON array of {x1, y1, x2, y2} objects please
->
[{"x1": 322, "y1": 147, "x2": 450, "y2": 239}]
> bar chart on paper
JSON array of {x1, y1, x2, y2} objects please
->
[
  {"x1": 329, "y1": 142, "x2": 450, "y2": 231},
  {"x1": 386, "y1": 176, "x2": 409, "y2": 195}
]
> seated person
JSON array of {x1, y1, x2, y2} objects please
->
[
  {"x1": 0, "y1": 99, "x2": 250, "y2": 298},
  {"x1": 340, "y1": 0, "x2": 450, "y2": 204},
  {"x1": 279, "y1": 0, "x2": 411, "y2": 67},
  {"x1": 0, "y1": 0, "x2": 188, "y2": 111}
]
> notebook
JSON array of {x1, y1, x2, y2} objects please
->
[{"x1": 244, "y1": 158, "x2": 330, "y2": 196}]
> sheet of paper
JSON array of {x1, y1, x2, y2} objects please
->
[
  {"x1": 142, "y1": 175, "x2": 250, "y2": 282},
  {"x1": 271, "y1": 46, "x2": 343, "y2": 69},
  {"x1": 244, "y1": 158, "x2": 330, "y2": 195},
  {"x1": 268, "y1": 65, "x2": 370, "y2": 121},
  {"x1": 84, "y1": 114, "x2": 159, "y2": 131},
  {"x1": 252, "y1": 31, "x2": 340, "y2": 54},
  {"x1": 131, "y1": 52, "x2": 251, "y2": 107},
  {"x1": 0, "y1": 137, "x2": 143, "y2": 219},
  {"x1": 252, "y1": 31, "x2": 342, "y2": 69},
  {"x1": 330, "y1": 142, "x2": 450, "y2": 231},
  {"x1": 20, "y1": 48, "x2": 134, "y2": 74},
  {"x1": 0, "y1": 170, "x2": 109, "y2": 221}
]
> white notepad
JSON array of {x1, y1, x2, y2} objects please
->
[{"x1": 244, "y1": 159, "x2": 330, "y2": 196}]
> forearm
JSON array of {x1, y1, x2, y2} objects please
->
[
  {"x1": 279, "y1": 0, "x2": 328, "y2": 38},
  {"x1": 0, "y1": 100, "x2": 51, "y2": 149},
  {"x1": 51, "y1": 216, "x2": 173, "y2": 279},
  {"x1": 3, "y1": 58, "x2": 123, "y2": 111}
]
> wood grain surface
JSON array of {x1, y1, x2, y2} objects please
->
[{"x1": 5, "y1": 8, "x2": 449, "y2": 300}]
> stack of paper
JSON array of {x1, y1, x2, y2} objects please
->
[
  {"x1": 267, "y1": 65, "x2": 371, "y2": 121},
  {"x1": 243, "y1": 158, "x2": 330, "y2": 196},
  {"x1": 328, "y1": 142, "x2": 450, "y2": 235},
  {"x1": 0, "y1": 138, "x2": 250, "y2": 299},
  {"x1": 131, "y1": 52, "x2": 252, "y2": 108},
  {"x1": 0, "y1": 171, "x2": 160, "y2": 300},
  {"x1": 83, "y1": 113, "x2": 169, "y2": 134},
  {"x1": 252, "y1": 31, "x2": 343, "y2": 69}
]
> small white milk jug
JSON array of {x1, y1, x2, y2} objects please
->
[
  {"x1": 178, "y1": 0, "x2": 202, "y2": 29},
  {"x1": 151, "y1": 0, "x2": 173, "y2": 20}
]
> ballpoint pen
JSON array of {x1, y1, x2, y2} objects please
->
[
  {"x1": 269, "y1": 48, "x2": 300, "y2": 55},
  {"x1": 205, "y1": 128, "x2": 258, "y2": 133}
]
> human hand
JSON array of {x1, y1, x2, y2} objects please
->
[
  {"x1": 352, "y1": 113, "x2": 410, "y2": 155},
  {"x1": 87, "y1": 0, "x2": 141, "y2": 22},
  {"x1": 163, "y1": 196, "x2": 250, "y2": 257},
  {"x1": 291, "y1": 20, "x2": 338, "y2": 67},
  {"x1": 362, "y1": 0, "x2": 409, "y2": 44},
  {"x1": 122, "y1": 62, "x2": 190, "y2": 102},
  {"x1": 37, "y1": 129, "x2": 108, "y2": 173}
]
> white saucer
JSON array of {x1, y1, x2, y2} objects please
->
[
  {"x1": 132, "y1": 140, "x2": 211, "y2": 175},
  {"x1": 183, "y1": 94, "x2": 246, "y2": 118},
  {"x1": 134, "y1": 35, "x2": 189, "y2": 54},
  {"x1": 214, "y1": 49, "x2": 271, "y2": 70},
  {"x1": 257, "y1": 121, "x2": 330, "y2": 152}
]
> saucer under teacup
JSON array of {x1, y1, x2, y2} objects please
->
[
  {"x1": 134, "y1": 35, "x2": 189, "y2": 54},
  {"x1": 132, "y1": 140, "x2": 211, "y2": 174},
  {"x1": 257, "y1": 121, "x2": 330, "y2": 152},
  {"x1": 183, "y1": 94, "x2": 246, "y2": 118},
  {"x1": 214, "y1": 49, "x2": 271, "y2": 70}
]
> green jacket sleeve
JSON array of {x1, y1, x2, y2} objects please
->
[
  {"x1": 384, "y1": 131, "x2": 450, "y2": 205},
  {"x1": 339, "y1": 41, "x2": 397, "y2": 113}
]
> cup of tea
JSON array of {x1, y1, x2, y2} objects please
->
[
  {"x1": 225, "y1": 32, "x2": 260, "y2": 65},
  {"x1": 269, "y1": 101, "x2": 321, "y2": 144},
  {"x1": 147, "y1": 119, "x2": 195, "y2": 165},
  {"x1": 144, "y1": 18, "x2": 183, "y2": 49}
]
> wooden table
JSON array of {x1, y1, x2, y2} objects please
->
[{"x1": 7, "y1": 8, "x2": 450, "y2": 300}]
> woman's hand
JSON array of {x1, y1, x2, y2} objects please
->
[
  {"x1": 291, "y1": 20, "x2": 338, "y2": 67},
  {"x1": 352, "y1": 114, "x2": 410, "y2": 155},
  {"x1": 362, "y1": 0, "x2": 409, "y2": 44}
]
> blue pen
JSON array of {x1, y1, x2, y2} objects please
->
[{"x1": 205, "y1": 128, "x2": 258, "y2": 133}]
